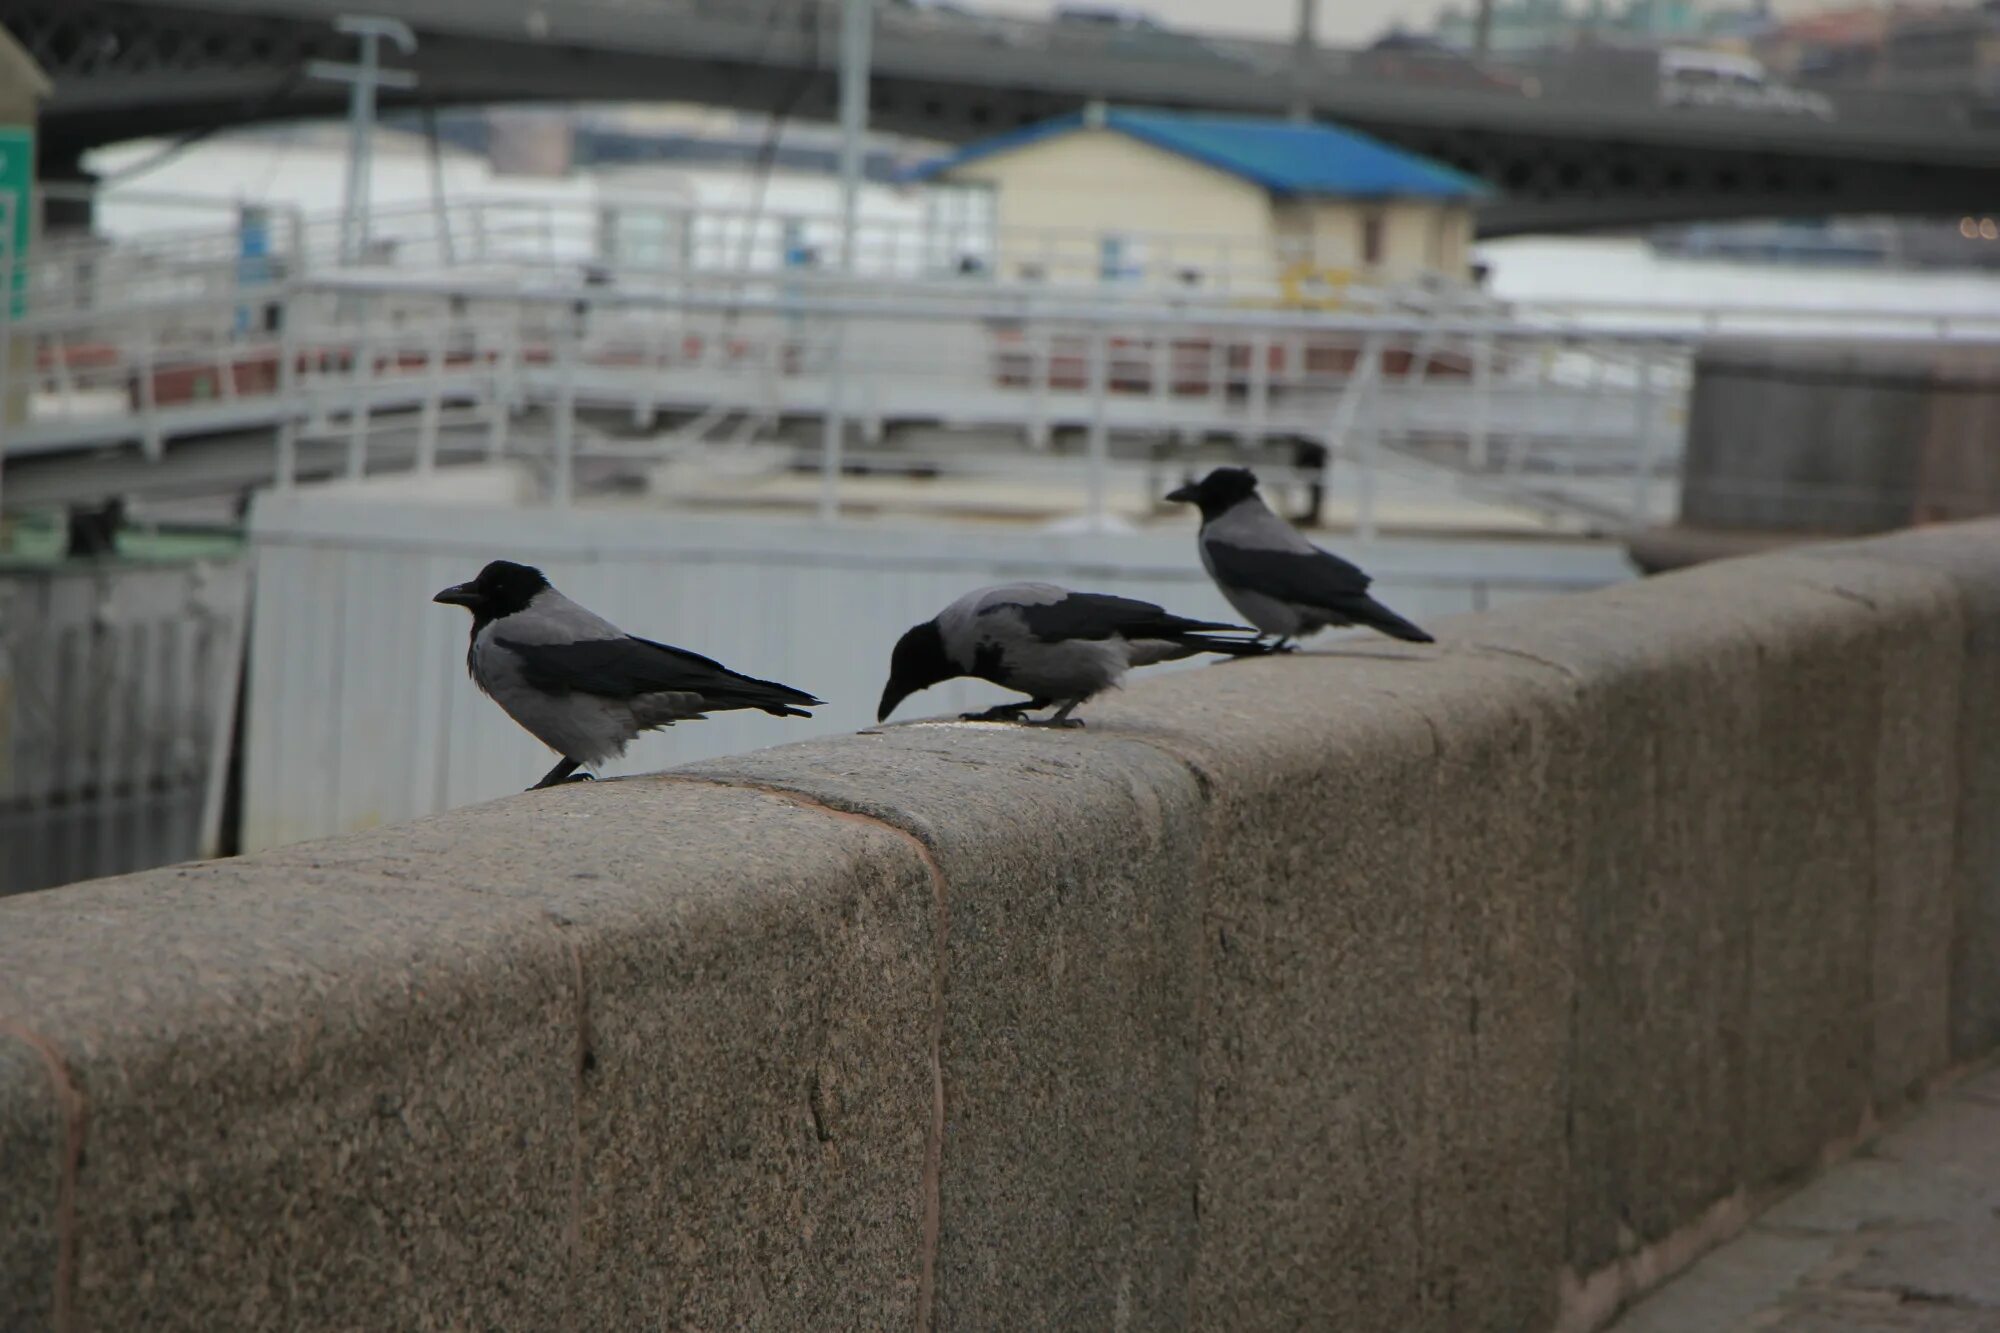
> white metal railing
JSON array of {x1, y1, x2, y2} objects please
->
[
  {"x1": 31, "y1": 186, "x2": 306, "y2": 318},
  {"x1": 263, "y1": 195, "x2": 1485, "y2": 307},
  {"x1": 16, "y1": 252, "x2": 2000, "y2": 532},
  {"x1": 28, "y1": 189, "x2": 2000, "y2": 340},
  {"x1": 1, "y1": 270, "x2": 1696, "y2": 531}
]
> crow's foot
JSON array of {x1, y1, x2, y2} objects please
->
[
  {"x1": 530, "y1": 758, "x2": 591, "y2": 790},
  {"x1": 960, "y1": 701, "x2": 1041, "y2": 724}
]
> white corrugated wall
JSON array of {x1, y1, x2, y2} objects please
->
[{"x1": 240, "y1": 492, "x2": 1632, "y2": 852}]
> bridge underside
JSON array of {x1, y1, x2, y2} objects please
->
[{"x1": 12, "y1": 0, "x2": 2000, "y2": 237}]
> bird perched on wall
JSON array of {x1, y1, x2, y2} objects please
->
[
  {"x1": 1165, "y1": 467, "x2": 1434, "y2": 651},
  {"x1": 878, "y1": 582, "x2": 1269, "y2": 728},
  {"x1": 433, "y1": 560, "x2": 821, "y2": 790}
]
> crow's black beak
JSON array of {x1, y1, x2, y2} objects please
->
[
  {"x1": 877, "y1": 681, "x2": 909, "y2": 724},
  {"x1": 433, "y1": 582, "x2": 480, "y2": 608},
  {"x1": 1165, "y1": 482, "x2": 1198, "y2": 503}
]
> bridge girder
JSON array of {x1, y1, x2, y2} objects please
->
[{"x1": 11, "y1": 0, "x2": 2000, "y2": 236}]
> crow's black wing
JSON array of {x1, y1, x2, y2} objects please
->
[
  {"x1": 1207, "y1": 541, "x2": 1372, "y2": 604},
  {"x1": 1001, "y1": 591, "x2": 1248, "y2": 643},
  {"x1": 1206, "y1": 543, "x2": 1432, "y2": 643},
  {"x1": 494, "y1": 635, "x2": 822, "y2": 715}
]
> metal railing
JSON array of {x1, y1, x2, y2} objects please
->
[
  {"x1": 17, "y1": 203, "x2": 2000, "y2": 532},
  {"x1": 30, "y1": 189, "x2": 2000, "y2": 333},
  {"x1": 1, "y1": 269, "x2": 1694, "y2": 531}
]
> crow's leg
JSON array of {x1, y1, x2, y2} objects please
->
[
  {"x1": 530, "y1": 757, "x2": 592, "y2": 790},
  {"x1": 1271, "y1": 636, "x2": 1299, "y2": 653},
  {"x1": 961, "y1": 698, "x2": 1047, "y2": 723},
  {"x1": 1026, "y1": 698, "x2": 1086, "y2": 728}
]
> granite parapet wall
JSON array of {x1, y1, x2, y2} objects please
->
[{"x1": 5, "y1": 521, "x2": 1997, "y2": 1330}]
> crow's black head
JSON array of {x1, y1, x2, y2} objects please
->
[
  {"x1": 878, "y1": 620, "x2": 955, "y2": 723},
  {"x1": 433, "y1": 560, "x2": 552, "y2": 625},
  {"x1": 1165, "y1": 467, "x2": 1261, "y2": 521}
]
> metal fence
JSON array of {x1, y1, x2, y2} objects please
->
[
  {"x1": 46, "y1": 190, "x2": 2000, "y2": 330},
  {"x1": 33, "y1": 193, "x2": 1490, "y2": 312},
  {"x1": 0, "y1": 271, "x2": 1697, "y2": 529},
  {"x1": 16, "y1": 199, "x2": 2000, "y2": 536}
]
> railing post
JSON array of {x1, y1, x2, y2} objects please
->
[
  {"x1": 485, "y1": 303, "x2": 515, "y2": 460},
  {"x1": 1470, "y1": 328, "x2": 1494, "y2": 470},
  {"x1": 1628, "y1": 348, "x2": 1659, "y2": 525},
  {"x1": 216, "y1": 335, "x2": 238, "y2": 403},
  {"x1": 345, "y1": 312, "x2": 373, "y2": 480},
  {"x1": 52, "y1": 330, "x2": 77, "y2": 416},
  {"x1": 1208, "y1": 334, "x2": 1225, "y2": 424},
  {"x1": 1244, "y1": 330, "x2": 1270, "y2": 449},
  {"x1": 1086, "y1": 323, "x2": 1109, "y2": 528},
  {"x1": 416, "y1": 308, "x2": 445, "y2": 474},
  {"x1": 551, "y1": 311, "x2": 577, "y2": 507},
  {"x1": 285, "y1": 205, "x2": 307, "y2": 280},
  {"x1": 1150, "y1": 323, "x2": 1169, "y2": 422},
  {"x1": 274, "y1": 284, "x2": 300, "y2": 491},
  {"x1": 1355, "y1": 426, "x2": 1380, "y2": 545},
  {"x1": 136, "y1": 336, "x2": 163, "y2": 462},
  {"x1": 818, "y1": 314, "x2": 849, "y2": 521},
  {"x1": 1028, "y1": 321, "x2": 1050, "y2": 451},
  {"x1": 634, "y1": 313, "x2": 662, "y2": 429}
]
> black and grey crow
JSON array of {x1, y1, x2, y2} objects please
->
[
  {"x1": 433, "y1": 560, "x2": 821, "y2": 789},
  {"x1": 1166, "y1": 467, "x2": 1434, "y2": 650},
  {"x1": 878, "y1": 582, "x2": 1268, "y2": 727}
]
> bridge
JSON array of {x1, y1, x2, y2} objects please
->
[{"x1": 12, "y1": 0, "x2": 2000, "y2": 234}]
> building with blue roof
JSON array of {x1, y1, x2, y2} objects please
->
[{"x1": 904, "y1": 105, "x2": 1493, "y2": 289}]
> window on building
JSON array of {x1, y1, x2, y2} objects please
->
[
  {"x1": 924, "y1": 182, "x2": 998, "y2": 277},
  {"x1": 1099, "y1": 232, "x2": 1145, "y2": 283},
  {"x1": 1361, "y1": 210, "x2": 1385, "y2": 267}
]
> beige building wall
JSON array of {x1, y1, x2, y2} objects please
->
[
  {"x1": 944, "y1": 129, "x2": 1273, "y2": 286},
  {"x1": 1274, "y1": 198, "x2": 1473, "y2": 282}
]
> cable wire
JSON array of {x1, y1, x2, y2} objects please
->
[{"x1": 98, "y1": 70, "x2": 309, "y2": 187}]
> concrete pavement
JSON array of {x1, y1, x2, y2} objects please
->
[{"x1": 1609, "y1": 1064, "x2": 2000, "y2": 1333}]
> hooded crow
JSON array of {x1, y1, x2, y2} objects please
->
[
  {"x1": 433, "y1": 560, "x2": 822, "y2": 789},
  {"x1": 1166, "y1": 467, "x2": 1434, "y2": 650},
  {"x1": 878, "y1": 581, "x2": 1268, "y2": 727}
]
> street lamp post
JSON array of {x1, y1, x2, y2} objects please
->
[
  {"x1": 309, "y1": 16, "x2": 419, "y2": 266},
  {"x1": 1291, "y1": 0, "x2": 1319, "y2": 122},
  {"x1": 836, "y1": 0, "x2": 874, "y2": 273},
  {"x1": 821, "y1": 0, "x2": 874, "y2": 521}
]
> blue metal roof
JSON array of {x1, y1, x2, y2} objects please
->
[{"x1": 903, "y1": 107, "x2": 1491, "y2": 200}]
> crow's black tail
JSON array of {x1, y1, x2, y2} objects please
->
[
  {"x1": 1340, "y1": 595, "x2": 1434, "y2": 644},
  {"x1": 1175, "y1": 631, "x2": 1274, "y2": 658},
  {"x1": 714, "y1": 672, "x2": 824, "y2": 718}
]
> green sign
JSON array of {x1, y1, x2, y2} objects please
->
[{"x1": 0, "y1": 127, "x2": 30, "y2": 318}]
